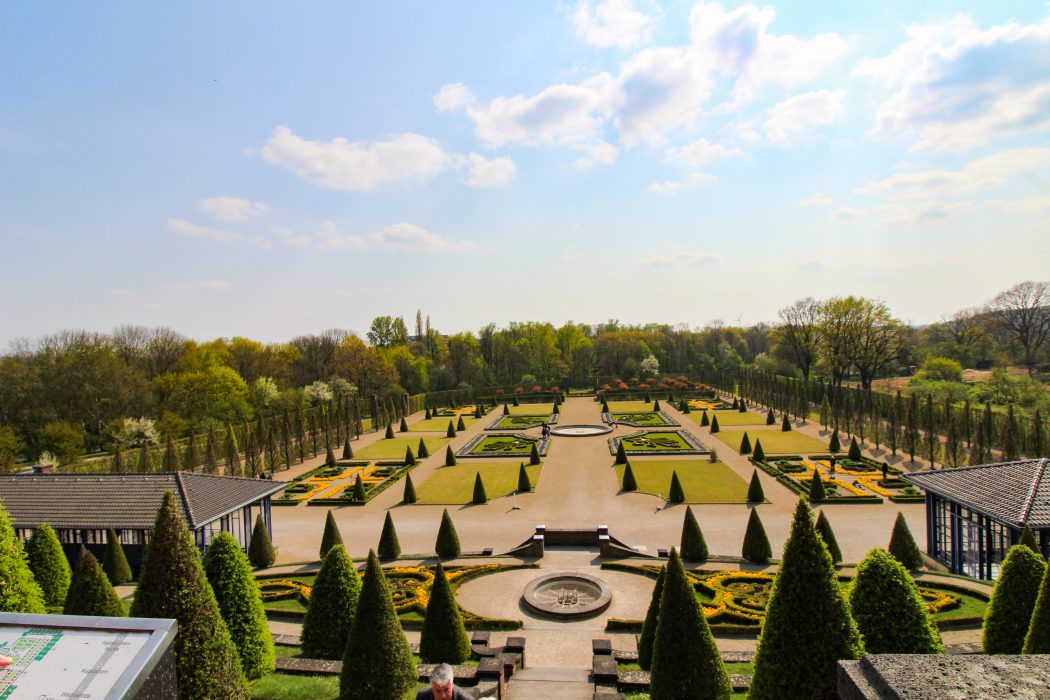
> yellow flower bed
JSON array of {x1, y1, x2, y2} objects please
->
[
  {"x1": 858, "y1": 476, "x2": 896, "y2": 497},
  {"x1": 688, "y1": 400, "x2": 722, "y2": 410},
  {"x1": 258, "y1": 579, "x2": 313, "y2": 603},
  {"x1": 807, "y1": 459, "x2": 880, "y2": 478},
  {"x1": 828, "y1": 478, "x2": 870, "y2": 497},
  {"x1": 296, "y1": 465, "x2": 376, "y2": 501}
]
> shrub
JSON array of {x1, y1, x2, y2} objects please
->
[
  {"x1": 747, "y1": 470, "x2": 765, "y2": 502},
  {"x1": 404, "y1": 445, "x2": 415, "y2": 465},
  {"x1": 622, "y1": 462, "x2": 638, "y2": 491},
  {"x1": 983, "y1": 544, "x2": 1046, "y2": 653},
  {"x1": 103, "y1": 529, "x2": 133, "y2": 584},
  {"x1": 680, "y1": 506, "x2": 707, "y2": 561},
  {"x1": 326, "y1": 443, "x2": 337, "y2": 468},
  {"x1": 766, "y1": 408, "x2": 775, "y2": 425},
  {"x1": 668, "y1": 472, "x2": 686, "y2": 503},
  {"x1": 249, "y1": 514, "x2": 276, "y2": 569},
  {"x1": 649, "y1": 548, "x2": 730, "y2": 699},
  {"x1": 529, "y1": 443, "x2": 541, "y2": 465},
  {"x1": 419, "y1": 562, "x2": 471, "y2": 664},
  {"x1": 888, "y1": 513, "x2": 923, "y2": 570},
  {"x1": 425, "y1": 407, "x2": 432, "y2": 419},
  {"x1": 320, "y1": 511, "x2": 344, "y2": 559},
  {"x1": 445, "y1": 446, "x2": 457, "y2": 466},
  {"x1": 637, "y1": 565, "x2": 665, "y2": 671},
  {"x1": 1023, "y1": 558, "x2": 1050, "y2": 653},
  {"x1": 474, "y1": 405, "x2": 482, "y2": 418},
  {"x1": 553, "y1": 403, "x2": 560, "y2": 415},
  {"x1": 384, "y1": 424, "x2": 394, "y2": 439},
  {"x1": 1020, "y1": 524, "x2": 1039, "y2": 554},
  {"x1": 416, "y1": 437, "x2": 429, "y2": 459},
  {"x1": 739, "y1": 400, "x2": 747, "y2": 413},
  {"x1": 740, "y1": 432, "x2": 752, "y2": 454},
  {"x1": 130, "y1": 492, "x2": 247, "y2": 698},
  {"x1": 752, "y1": 439, "x2": 766, "y2": 462},
  {"x1": 301, "y1": 544, "x2": 361, "y2": 661},
  {"x1": 403, "y1": 473, "x2": 417, "y2": 504},
  {"x1": 353, "y1": 475, "x2": 367, "y2": 502},
  {"x1": 446, "y1": 421, "x2": 456, "y2": 438},
  {"x1": 64, "y1": 546, "x2": 123, "y2": 617},
  {"x1": 518, "y1": 462, "x2": 532, "y2": 492},
  {"x1": 749, "y1": 498, "x2": 863, "y2": 700},
  {"x1": 808, "y1": 470, "x2": 826, "y2": 502},
  {"x1": 849, "y1": 547, "x2": 942, "y2": 654},
  {"x1": 502, "y1": 403, "x2": 510, "y2": 416},
  {"x1": 339, "y1": 551, "x2": 416, "y2": 700},
  {"x1": 399, "y1": 417, "x2": 409, "y2": 433},
  {"x1": 742, "y1": 509, "x2": 772, "y2": 564},
  {"x1": 26, "y1": 524, "x2": 71, "y2": 606},
  {"x1": 615, "y1": 441, "x2": 627, "y2": 465},
  {"x1": 829, "y1": 429, "x2": 841, "y2": 452},
  {"x1": 378, "y1": 512, "x2": 401, "y2": 560},
  {"x1": 782, "y1": 414, "x2": 792, "y2": 432},
  {"x1": 203, "y1": 533, "x2": 276, "y2": 679},
  {"x1": 815, "y1": 511, "x2": 842, "y2": 564},
  {"x1": 848, "y1": 437, "x2": 862, "y2": 460},
  {"x1": 700, "y1": 411, "x2": 710, "y2": 427},
  {"x1": 710, "y1": 415, "x2": 720, "y2": 433},
  {"x1": 653, "y1": 399, "x2": 661, "y2": 411},
  {"x1": 472, "y1": 472, "x2": 488, "y2": 504},
  {"x1": 731, "y1": 398, "x2": 738, "y2": 409},
  {"x1": 709, "y1": 448, "x2": 718, "y2": 464},
  {"x1": 342, "y1": 437, "x2": 352, "y2": 460},
  {"x1": 457, "y1": 416, "x2": 466, "y2": 431},
  {"x1": 0, "y1": 502, "x2": 46, "y2": 614},
  {"x1": 435, "y1": 509, "x2": 461, "y2": 559}
]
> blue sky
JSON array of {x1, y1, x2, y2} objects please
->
[{"x1": 2, "y1": 1, "x2": 1048, "y2": 345}]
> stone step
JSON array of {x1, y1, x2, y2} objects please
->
[{"x1": 507, "y1": 667, "x2": 593, "y2": 700}]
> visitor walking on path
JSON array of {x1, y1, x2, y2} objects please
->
[{"x1": 416, "y1": 664, "x2": 472, "y2": 700}]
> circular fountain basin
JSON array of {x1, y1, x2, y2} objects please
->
[
  {"x1": 522, "y1": 572, "x2": 612, "y2": 619},
  {"x1": 549, "y1": 424, "x2": 613, "y2": 437}
]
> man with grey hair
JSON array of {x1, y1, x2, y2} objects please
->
[{"x1": 415, "y1": 663, "x2": 472, "y2": 700}]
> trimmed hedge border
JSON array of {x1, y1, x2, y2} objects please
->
[
  {"x1": 484, "y1": 414, "x2": 559, "y2": 431},
  {"x1": 609, "y1": 429, "x2": 711, "y2": 456},
  {"x1": 752, "y1": 458, "x2": 884, "y2": 504},
  {"x1": 456, "y1": 433, "x2": 550, "y2": 459},
  {"x1": 601, "y1": 410, "x2": 680, "y2": 428}
]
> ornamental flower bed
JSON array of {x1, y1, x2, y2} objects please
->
[
  {"x1": 485, "y1": 414, "x2": 559, "y2": 431},
  {"x1": 433, "y1": 405, "x2": 478, "y2": 417},
  {"x1": 457, "y1": 433, "x2": 549, "y2": 459},
  {"x1": 609, "y1": 429, "x2": 710, "y2": 456},
  {"x1": 602, "y1": 411, "x2": 679, "y2": 427},
  {"x1": 753, "y1": 455, "x2": 924, "y2": 503},
  {"x1": 687, "y1": 399, "x2": 733, "y2": 411}
]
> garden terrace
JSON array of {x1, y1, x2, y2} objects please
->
[
  {"x1": 410, "y1": 416, "x2": 479, "y2": 431},
  {"x1": 690, "y1": 409, "x2": 765, "y2": 426},
  {"x1": 505, "y1": 403, "x2": 558, "y2": 416},
  {"x1": 687, "y1": 398, "x2": 733, "y2": 411},
  {"x1": 610, "y1": 429, "x2": 710, "y2": 456},
  {"x1": 0, "y1": 472, "x2": 284, "y2": 571},
  {"x1": 614, "y1": 459, "x2": 749, "y2": 502},
  {"x1": 457, "y1": 433, "x2": 549, "y2": 459},
  {"x1": 355, "y1": 436, "x2": 452, "y2": 460},
  {"x1": 431, "y1": 405, "x2": 479, "y2": 417},
  {"x1": 486, "y1": 414, "x2": 558, "y2": 430},
  {"x1": 275, "y1": 460, "x2": 415, "y2": 506},
  {"x1": 604, "y1": 411, "x2": 679, "y2": 427},
  {"x1": 606, "y1": 400, "x2": 656, "y2": 413},
  {"x1": 416, "y1": 461, "x2": 543, "y2": 504},
  {"x1": 713, "y1": 428, "x2": 827, "y2": 454},
  {"x1": 754, "y1": 455, "x2": 923, "y2": 504}
]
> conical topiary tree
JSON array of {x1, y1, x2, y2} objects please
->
[
  {"x1": 435, "y1": 509, "x2": 461, "y2": 559},
  {"x1": 130, "y1": 492, "x2": 247, "y2": 698},
  {"x1": 766, "y1": 408, "x2": 776, "y2": 425},
  {"x1": 849, "y1": 547, "x2": 942, "y2": 654},
  {"x1": 249, "y1": 514, "x2": 276, "y2": 569},
  {"x1": 64, "y1": 546, "x2": 124, "y2": 617},
  {"x1": 301, "y1": 544, "x2": 361, "y2": 661},
  {"x1": 848, "y1": 437, "x2": 862, "y2": 460},
  {"x1": 342, "y1": 437, "x2": 352, "y2": 460},
  {"x1": 700, "y1": 411, "x2": 710, "y2": 427},
  {"x1": 457, "y1": 416, "x2": 466, "y2": 432},
  {"x1": 752, "y1": 439, "x2": 766, "y2": 462},
  {"x1": 103, "y1": 529, "x2": 133, "y2": 584},
  {"x1": 668, "y1": 471, "x2": 686, "y2": 503},
  {"x1": 680, "y1": 506, "x2": 707, "y2": 562},
  {"x1": 740, "y1": 432, "x2": 752, "y2": 454},
  {"x1": 1023, "y1": 558, "x2": 1050, "y2": 653},
  {"x1": 983, "y1": 544, "x2": 1046, "y2": 654},
  {"x1": 203, "y1": 532, "x2": 276, "y2": 679},
  {"x1": 353, "y1": 474, "x2": 367, "y2": 501},
  {"x1": 622, "y1": 462, "x2": 638, "y2": 491},
  {"x1": 404, "y1": 445, "x2": 415, "y2": 465},
  {"x1": 710, "y1": 415, "x2": 720, "y2": 433},
  {"x1": 326, "y1": 442, "x2": 337, "y2": 468},
  {"x1": 384, "y1": 423, "x2": 395, "y2": 439},
  {"x1": 378, "y1": 512, "x2": 400, "y2": 560},
  {"x1": 446, "y1": 421, "x2": 456, "y2": 438},
  {"x1": 747, "y1": 470, "x2": 765, "y2": 502},
  {"x1": 739, "y1": 398, "x2": 747, "y2": 413},
  {"x1": 502, "y1": 403, "x2": 510, "y2": 416},
  {"x1": 653, "y1": 399, "x2": 661, "y2": 411},
  {"x1": 529, "y1": 443, "x2": 541, "y2": 465},
  {"x1": 742, "y1": 509, "x2": 772, "y2": 564},
  {"x1": 815, "y1": 511, "x2": 842, "y2": 564},
  {"x1": 419, "y1": 562, "x2": 471, "y2": 664},
  {"x1": 399, "y1": 417, "x2": 409, "y2": 433},
  {"x1": 888, "y1": 512, "x2": 923, "y2": 570},
  {"x1": 649, "y1": 548, "x2": 730, "y2": 700},
  {"x1": 781, "y1": 414, "x2": 792, "y2": 432},
  {"x1": 321, "y1": 510, "x2": 344, "y2": 559},
  {"x1": 474, "y1": 405, "x2": 482, "y2": 418},
  {"x1": 750, "y1": 498, "x2": 863, "y2": 700},
  {"x1": 425, "y1": 407, "x2": 432, "y2": 420},
  {"x1": 1020, "y1": 524, "x2": 1040, "y2": 554},
  {"x1": 637, "y1": 566, "x2": 665, "y2": 671},
  {"x1": 829, "y1": 429, "x2": 841, "y2": 452},
  {"x1": 340, "y1": 551, "x2": 416, "y2": 700},
  {"x1": 517, "y1": 462, "x2": 532, "y2": 492},
  {"x1": 417, "y1": 437, "x2": 429, "y2": 459},
  {"x1": 472, "y1": 472, "x2": 488, "y2": 504},
  {"x1": 445, "y1": 446, "x2": 457, "y2": 466},
  {"x1": 615, "y1": 440, "x2": 627, "y2": 465},
  {"x1": 26, "y1": 523, "x2": 71, "y2": 607},
  {"x1": 403, "y1": 473, "x2": 417, "y2": 504},
  {"x1": 808, "y1": 469, "x2": 826, "y2": 502},
  {"x1": 731, "y1": 397, "x2": 739, "y2": 409}
]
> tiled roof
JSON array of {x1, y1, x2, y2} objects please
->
[
  {"x1": 0, "y1": 472, "x2": 286, "y2": 531},
  {"x1": 902, "y1": 459, "x2": 1050, "y2": 528}
]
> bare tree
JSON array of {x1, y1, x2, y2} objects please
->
[
  {"x1": 851, "y1": 301, "x2": 911, "y2": 390},
  {"x1": 986, "y1": 281, "x2": 1050, "y2": 374},
  {"x1": 772, "y1": 298, "x2": 821, "y2": 380}
]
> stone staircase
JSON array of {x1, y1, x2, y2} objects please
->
[{"x1": 506, "y1": 667, "x2": 594, "y2": 699}]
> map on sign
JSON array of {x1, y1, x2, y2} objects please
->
[{"x1": 0, "y1": 626, "x2": 150, "y2": 699}]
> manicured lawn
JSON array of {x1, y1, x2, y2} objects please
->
[
  {"x1": 690, "y1": 409, "x2": 766, "y2": 426},
  {"x1": 356, "y1": 436, "x2": 452, "y2": 459},
  {"x1": 714, "y1": 429, "x2": 827, "y2": 454},
  {"x1": 416, "y1": 462, "x2": 544, "y2": 504},
  {"x1": 461, "y1": 434, "x2": 543, "y2": 457},
  {"x1": 608, "y1": 401, "x2": 656, "y2": 413},
  {"x1": 611, "y1": 412, "x2": 674, "y2": 426},
  {"x1": 618, "y1": 430, "x2": 698, "y2": 453},
  {"x1": 489, "y1": 414, "x2": 552, "y2": 429},
  {"x1": 410, "y1": 416, "x2": 478, "y2": 431},
  {"x1": 614, "y1": 460, "x2": 749, "y2": 502},
  {"x1": 252, "y1": 673, "x2": 425, "y2": 700},
  {"x1": 507, "y1": 403, "x2": 556, "y2": 415}
]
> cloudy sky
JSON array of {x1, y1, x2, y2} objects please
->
[{"x1": 2, "y1": 1, "x2": 1048, "y2": 345}]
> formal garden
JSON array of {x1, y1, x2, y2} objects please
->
[
  {"x1": 457, "y1": 433, "x2": 549, "y2": 459},
  {"x1": 614, "y1": 459, "x2": 750, "y2": 502},
  {"x1": 754, "y1": 455, "x2": 926, "y2": 504},
  {"x1": 690, "y1": 408, "x2": 765, "y2": 426},
  {"x1": 611, "y1": 429, "x2": 710, "y2": 456},
  {"x1": 604, "y1": 411, "x2": 679, "y2": 427},
  {"x1": 714, "y1": 428, "x2": 827, "y2": 455},
  {"x1": 485, "y1": 414, "x2": 557, "y2": 430},
  {"x1": 415, "y1": 461, "x2": 543, "y2": 504}
]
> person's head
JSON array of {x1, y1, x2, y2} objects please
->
[{"x1": 429, "y1": 663, "x2": 455, "y2": 700}]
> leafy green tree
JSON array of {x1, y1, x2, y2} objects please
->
[
  {"x1": 435, "y1": 509, "x2": 461, "y2": 559},
  {"x1": 130, "y1": 492, "x2": 247, "y2": 698},
  {"x1": 417, "y1": 437, "x2": 429, "y2": 458},
  {"x1": 747, "y1": 470, "x2": 765, "y2": 502},
  {"x1": 888, "y1": 513, "x2": 923, "y2": 570},
  {"x1": 649, "y1": 548, "x2": 730, "y2": 700},
  {"x1": 0, "y1": 426, "x2": 25, "y2": 472},
  {"x1": 103, "y1": 529, "x2": 133, "y2": 584},
  {"x1": 37, "y1": 420, "x2": 85, "y2": 466},
  {"x1": 983, "y1": 544, "x2": 1046, "y2": 653},
  {"x1": 637, "y1": 566, "x2": 665, "y2": 671},
  {"x1": 815, "y1": 511, "x2": 842, "y2": 564},
  {"x1": 249, "y1": 514, "x2": 276, "y2": 569},
  {"x1": 321, "y1": 511, "x2": 344, "y2": 559},
  {"x1": 339, "y1": 551, "x2": 416, "y2": 700},
  {"x1": 64, "y1": 546, "x2": 124, "y2": 617},
  {"x1": 740, "y1": 431, "x2": 751, "y2": 454},
  {"x1": 517, "y1": 462, "x2": 532, "y2": 492},
  {"x1": 752, "y1": 439, "x2": 766, "y2": 462},
  {"x1": 742, "y1": 509, "x2": 772, "y2": 564},
  {"x1": 26, "y1": 524, "x2": 71, "y2": 606},
  {"x1": 301, "y1": 544, "x2": 361, "y2": 661},
  {"x1": 445, "y1": 446, "x2": 457, "y2": 466},
  {"x1": 378, "y1": 512, "x2": 401, "y2": 560},
  {"x1": 419, "y1": 562, "x2": 471, "y2": 663},
  {"x1": 849, "y1": 547, "x2": 942, "y2": 654},
  {"x1": 203, "y1": 533, "x2": 276, "y2": 679},
  {"x1": 750, "y1": 498, "x2": 863, "y2": 700},
  {"x1": 680, "y1": 506, "x2": 707, "y2": 562},
  {"x1": 668, "y1": 471, "x2": 686, "y2": 503},
  {"x1": 472, "y1": 472, "x2": 488, "y2": 504},
  {"x1": 0, "y1": 501, "x2": 45, "y2": 614},
  {"x1": 1023, "y1": 559, "x2": 1050, "y2": 653},
  {"x1": 529, "y1": 443, "x2": 541, "y2": 465},
  {"x1": 403, "y1": 473, "x2": 417, "y2": 504},
  {"x1": 622, "y1": 462, "x2": 638, "y2": 491}
]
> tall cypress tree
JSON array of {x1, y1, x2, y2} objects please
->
[
  {"x1": 680, "y1": 506, "x2": 707, "y2": 562},
  {"x1": 983, "y1": 544, "x2": 1046, "y2": 653},
  {"x1": 435, "y1": 509, "x2": 461, "y2": 559},
  {"x1": 637, "y1": 566, "x2": 665, "y2": 671},
  {"x1": 742, "y1": 509, "x2": 772, "y2": 564},
  {"x1": 204, "y1": 429, "x2": 219, "y2": 474},
  {"x1": 326, "y1": 441, "x2": 338, "y2": 468},
  {"x1": 225, "y1": 423, "x2": 241, "y2": 477},
  {"x1": 340, "y1": 551, "x2": 416, "y2": 700},
  {"x1": 419, "y1": 562, "x2": 471, "y2": 663},
  {"x1": 378, "y1": 512, "x2": 400, "y2": 560},
  {"x1": 301, "y1": 544, "x2": 361, "y2": 661},
  {"x1": 850, "y1": 547, "x2": 942, "y2": 654},
  {"x1": 249, "y1": 514, "x2": 276, "y2": 569},
  {"x1": 163, "y1": 435, "x2": 179, "y2": 471},
  {"x1": 203, "y1": 532, "x2": 276, "y2": 679},
  {"x1": 130, "y1": 492, "x2": 247, "y2": 698},
  {"x1": 183, "y1": 433, "x2": 199, "y2": 471},
  {"x1": 64, "y1": 546, "x2": 123, "y2": 617},
  {"x1": 138, "y1": 443, "x2": 154, "y2": 472},
  {"x1": 417, "y1": 437, "x2": 429, "y2": 459},
  {"x1": 112, "y1": 444, "x2": 126, "y2": 472},
  {"x1": 750, "y1": 498, "x2": 863, "y2": 699},
  {"x1": 103, "y1": 529, "x2": 133, "y2": 584},
  {"x1": 342, "y1": 436, "x2": 353, "y2": 460},
  {"x1": 320, "y1": 510, "x2": 344, "y2": 559},
  {"x1": 26, "y1": 523, "x2": 71, "y2": 607}
]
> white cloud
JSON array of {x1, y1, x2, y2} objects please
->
[
  {"x1": 434, "y1": 83, "x2": 475, "y2": 112},
  {"x1": 640, "y1": 249, "x2": 724, "y2": 267},
  {"x1": 875, "y1": 201, "x2": 974, "y2": 226},
  {"x1": 801, "y1": 192, "x2": 834, "y2": 207},
  {"x1": 763, "y1": 90, "x2": 844, "y2": 145},
  {"x1": 830, "y1": 207, "x2": 867, "y2": 222},
  {"x1": 464, "y1": 154, "x2": 517, "y2": 187},
  {"x1": 645, "y1": 171, "x2": 716, "y2": 195},
  {"x1": 573, "y1": 0, "x2": 655, "y2": 49},
  {"x1": 199, "y1": 196, "x2": 268, "y2": 221},
  {"x1": 198, "y1": 280, "x2": 232, "y2": 290},
  {"x1": 857, "y1": 147, "x2": 1050, "y2": 200},
  {"x1": 167, "y1": 218, "x2": 250, "y2": 244},
  {"x1": 261, "y1": 126, "x2": 452, "y2": 191},
  {"x1": 314, "y1": 221, "x2": 475, "y2": 254},
  {"x1": 858, "y1": 14, "x2": 1050, "y2": 152},
  {"x1": 983, "y1": 195, "x2": 1050, "y2": 215},
  {"x1": 663, "y1": 137, "x2": 742, "y2": 167},
  {"x1": 572, "y1": 142, "x2": 620, "y2": 170}
]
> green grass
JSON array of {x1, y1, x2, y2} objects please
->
[
  {"x1": 618, "y1": 430, "x2": 696, "y2": 453},
  {"x1": 506, "y1": 403, "x2": 556, "y2": 415},
  {"x1": 714, "y1": 429, "x2": 827, "y2": 454},
  {"x1": 416, "y1": 462, "x2": 544, "y2": 504},
  {"x1": 608, "y1": 400, "x2": 655, "y2": 413},
  {"x1": 410, "y1": 417, "x2": 478, "y2": 432},
  {"x1": 690, "y1": 409, "x2": 766, "y2": 426},
  {"x1": 356, "y1": 436, "x2": 452, "y2": 459},
  {"x1": 461, "y1": 434, "x2": 542, "y2": 457},
  {"x1": 615, "y1": 460, "x2": 749, "y2": 502},
  {"x1": 253, "y1": 673, "x2": 341, "y2": 699},
  {"x1": 611, "y1": 412, "x2": 674, "y2": 426},
  {"x1": 489, "y1": 414, "x2": 552, "y2": 429}
]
